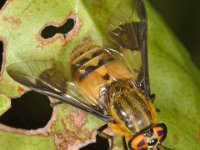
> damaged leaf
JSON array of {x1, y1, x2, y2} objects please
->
[{"x1": 0, "y1": 0, "x2": 199, "y2": 150}]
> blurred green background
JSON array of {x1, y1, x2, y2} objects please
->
[{"x1": 151, "y1": 0, "x2": 200, "y2": 68}]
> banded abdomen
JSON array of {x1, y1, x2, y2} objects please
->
[{"x1": 70, "y1": 43, "x2": 136, "y2": 107}]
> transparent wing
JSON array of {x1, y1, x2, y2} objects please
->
[
  {"x1": 6, "y1": 60, "x2": 112, "y2": 122},
  {"x1": 104, "y1": 0, "x2": 151, "y2": 98}
]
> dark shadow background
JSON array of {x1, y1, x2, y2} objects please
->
[{"x1": 151, "y1": 0, "x2": 200, "y2": 68}]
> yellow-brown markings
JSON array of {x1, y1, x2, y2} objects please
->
[
  {"x1": 108, "y1": 122, "x2": 132, "y2": 138},
  {"x1": 70, "y1": 39, "x2": 156, "y2": 139},
  {"x1": 135, "y1": 89, "x2": 157, "y2": 123},
  {"x1": 71, "y1": 39, "x2": 136, "y2": 105},
  {"x1": 108, "y1": 81, "x2": 156, "y2": 137},
  {"x1": 72, "y1": 46, "x2": 102, "y2": 65},
  {"x1": 71, "y1": 38, "x2": 98, "y2": 61}
]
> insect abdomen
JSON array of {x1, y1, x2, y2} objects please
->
[
  {"x1": 70, "y1": 44, "x2": 135, "y2": 105},
  {"x1": 71, "y1": 46, "x2": 113, "y2": 81}
]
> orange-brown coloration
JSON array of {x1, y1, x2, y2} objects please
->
[
  {"x1": 2, "y1": 16, "x2": 21, "y2": 30},
  {"x1": 67, "y1": 109, "x2": 87, "y2": 129},
  {"x1": 173, "y1": 134, "x2": 179, "y2": 145},
  {"x1": 17, "y1": 86, "x2": 25, "y2": 95},
  {"x1": 71, "y1": 38, "x2": 97, "y2": 61},
  {"x1": 53, "y1": 106, "x2": 96, "y2": 150},
  {"x1": 71, "y1": 38, "x2": 137, "y2": 108},
  {"x1": 77, "y1": 60, "x2": 135, "y2": 105},
  {"x1": 134, "y1": 88, "x2": 157, "y2": 121},
  {"x1": 108, "y1": 122, "x2": 132, "y2": 139},
  {"x1": 70, "y1": 37, "x2": 156, "y2": 142},
  {"x1": 130, "y1": 134, "x2": 148, "y2": 149},
  {"x1": 198, "y1": 129, "x2": 200, "y2": 140},
  {"x1": 108, "y1": 84, "x2": 156, "y2": 138},
  {"x1": 154, "y1": 126, "x2": 164, "y2": 140}
]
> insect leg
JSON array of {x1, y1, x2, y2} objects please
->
[
  {"x1": 149, "y1": 93, "x2": 156, "y2": 103},
  {"x1": 50, "y1": 101, "x2": 64, "y2": 107},
  {"x1": 122, "y1": 137, "x2": 128, "y2": 150},
  {"x1": 97, "y1": 124, "x2": 113, "y2": 150},
  {"x1": 149, "y1": 94, "x2": 161, "y2": 113},
  {"x1": 156, "y1": 108, "x2": 161, "y2": 113},
  {"x1": 148, "y1": 94, "x2": 161, "y2": 113}
]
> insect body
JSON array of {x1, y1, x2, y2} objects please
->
[
  {"x1": 71, "y1": 42, "x2": 156, "y2": 135},
  {"x1": 7, "y1": 0, "x2": 170, "y2": 149}
]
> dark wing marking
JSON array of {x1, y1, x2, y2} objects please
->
[
  {"x1": 6, "y1": 60, "x2": 112, "y2": 122},
  {"x1": 104, "y1": 0, "x2": 151, "y2": 98}
]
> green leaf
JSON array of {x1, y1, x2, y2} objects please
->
[
  {"x1": 0, "y1": 94, "x2": 11, "y2": 116},
  {"x1": 147, "y1": 2, "x2": 200, "y2": 149},
  {"x1": 0, "y1": 0, "x2": 199, "y2": 150}
]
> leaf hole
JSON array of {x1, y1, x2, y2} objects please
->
[
  {"x1": 0, "y1": 41, "x2": 3, "y2": 73},
  {"x1": 80, "y1": 135, "x2": 109, "y2": 150},
  {"x1": 0, "y1": 0, "x2": 7, "y2": 10},
  {"x1": 0, "y1": 91, "x2": 53, "y2": 130},
  {"x1": 41, "y1": 18, "x2": 75, "y2": 39}
]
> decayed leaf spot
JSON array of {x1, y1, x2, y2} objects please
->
[
  {"x1": 198, "y1": 129, "x2": 200, "y2": 140},
  {"x1": 80, "y1": 135, "x2": 109, "y2": 150},
  {"x1": 2, "y1": 16, "x2": 21, "y2": 30},
  {"x1": 0, "y1": 91, "x2": 53, "y2": 130},
  {"x1": 53, "y1": 105, "x2": 98, "y2": 150},
  {"x1": 66, "y1": 109, "x2": 87, "y2": 129},
  {"x1": 54, "y1": 128, "x2": 97, "y2": 150},
  {"x1": 0, "y1": 0, "x2": 7, "y2": 10},
  {"x1": 38, "y1": 13, "x2": 81, "y2": 46},
  {"x1": 173, "y1": 134, "x2": 179, "y2": 145},
  {"x1": 0, "y1": 41, "x2": 3, "y2": 74}
]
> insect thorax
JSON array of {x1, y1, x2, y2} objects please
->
[{"x1": 108, "y1": 81, "x2": 156, "y2": 137}]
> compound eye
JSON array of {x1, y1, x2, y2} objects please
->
[
  {"x1": 129, "y1": 134, "x2": 148, "y2": 150},
  {"x1": 148, "y1": 138, "x2": 158, "y2": 146},
  {"x1": 153, "y1": 123, "x2": 167, "y2": 143}
]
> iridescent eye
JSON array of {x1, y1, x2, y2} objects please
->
[
  {"x1": 129, "y1": 134, "x2": 148, "y2": 150},
  {"x1": 153, "y1": 123, "x2": 167, "y2": 142}
]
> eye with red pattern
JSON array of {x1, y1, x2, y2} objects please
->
[
  {"x1": 128, "y1": 134, "x2": 148, "y2": 150},
  {"x1": 128, "y1": 123, "x2": 167, "y2": 149},
  {"x1": 153, "y1": 123, "x2": 167, "y2": 142}
]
